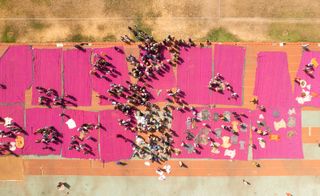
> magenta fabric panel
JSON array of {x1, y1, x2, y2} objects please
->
[
  {"x1": 177, "y1": 47, "x2": 213, "y2": 105},
  {"x1": 171, "y1": 107, "x2": 250, "y2": 160},
  {"x1": 23, "y1": 108, "x2": 62, "y2": 155},
  {"x1": 92, "y1": 47, "x2": 130, "y2": 105},
  {"x1": 0, "y1": 46, "x2": 32, "y2": 103},
  {"x1": 294, "y1": 51, "x2": 320, "y2": 106},
  {"x1": 32, "y1": 49, "x2": 62, "y2": 105},
  {"x1": 61, "y1": 110, "x2": 99, "y2": 159},
  {"x1": 254, "y1": 52, "x2": 293, "y2": 107},
  {"x1": 212, "y1": 45, "x2": 245, "y2": 105},
  {"x1": 0, "y1": 105, "x2": 24, "y2": 155},
  {"x1": 63, "y1": 49, "x2": 92, "y2": 106},
  {"x1": 251, "y1": 106, "x2": 303, "y2": 159},
  {"x1": 99, "y1": 110, "x2": 135, "y2": 162}
]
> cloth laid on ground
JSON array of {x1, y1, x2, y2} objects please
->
[
  {"x1": 211, "y1": 44, "x2": 246, "y2": 105},
  {"x1": 293, "y1": 51, "x2": 320, "y2": 106},
  {"x1": 0, "y1": 105, "x2": 25, "y2": 155},
  {"x1": 63, "y1": 49, "x2": 92, "y2": 106},
  {"x1": 177, "y1": 47, "x2": 212, "y2": 105},
  {"x1": 61, "y1": 110, "x2": 99, "y2": 159},
  {"x1": 0, "y1": 46, "x2": 33, "y2": 103},
  {"x1": 251, "y1": 106, "x2": 303, "y2": 159},
  {"x1": 23, "y1": 108, "x2": 62, "y2": 155},
  {"x1": 99, "y1": 110, "x2": 135, "y2": 162},
  {"x1": 139, "y1": 48, "x2": 176, "y2": 102},
  {"x1": 171, "y1": 107, "x2": 250, "y2": 160},
  {"x1": 32, "y1": 49, "x2": 62, "y2": 105},
  {"x1": 254, "y1": 52, "x2": 293, "y2": 107},
  {"x1": 92, "y1": 47, "x2": 130, "y2": 105},
  {"x1": 252, "y1": 51, "x2": 303, "y2": 159}
]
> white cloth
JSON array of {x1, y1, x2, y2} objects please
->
[{"x1": 66, "y1": 119, "x2": 76, "y2": 129}]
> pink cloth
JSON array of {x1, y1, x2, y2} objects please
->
[
  {"x1": 92, "y1": 47, "x2": 130, "y2": 105},
  {"x1": 0, "y1": 105, "x2": 24, "y2": 155},
  {"x1": 61, "y1": 110, "x2": 99, "y2": 159},
  {"x1": 23, "y1": 108, "x2": 62, "y2": 155},
  {"x1": 251, "y1": 106, "x2": 303, "y2": 159},
  {"x1": 139, "y1": 48, "x2": 176, "y2": 102},
  {"x1": 254, "y1": 52, "x2": 293, "y2": 107},
  {"x1": 177, "y1": 47, "x2": 213, "y2": 105},
  {"x1": 212, "y1": 45, "x2": 245, "y2": 105},
  {"x1": 0, "y1": 46, "x2": 32, "y2": 103},
  {"x1": 63, "y1": 49, "x2": 92, "y2": 106},
  {"x1": 99, "y1": 110, "x2": 135, "y2": 162},
  {"x1": 294, "y1": 51, "x2": 320, "y2": 106},
  {"x1": 171, "y1": 107, "x2": 250, "y2": 160},
  {"x1": 32, "y1": 49, "x2": 62, "y2": 105}
]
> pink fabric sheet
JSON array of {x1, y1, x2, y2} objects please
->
[
  {"x1": 61, "y1": 110, "x2": 99, "y2": 159},
  {"x1": 32, "y1": 49, "x2": 62, "y2": 105},
  {"x1": 171, "y1": 107, "x2": 250, "y2": 160},
  {"x1": 63, "y1": 49, "x2": 92, "y2": 106},
  {"x1": 254, "y1": 52, "x2": 293, "y2": 107},
  {"x1": 139, "y1": 48, "x2": 176, "y2": 102},
  {"x1": 99, "y1": 110, "x2": 135, "y2": 162},
  {"x1": 23, "y1": 108, "x2": 62, "y2": 155},
  {"x1": 0, "y1": 105, "x2": 24, "y2": 155},
  {"x1": 177, "y1": 47, "x2": 213, "y2": 105},
  {"x1": 0, "y1": 46, "x2": 33, "y2": 103},
  {"x1": 212, "y1": 45, "x2": 245, "y2": 105},
  {"x1": 293, "y1": 51, "x2": 320, "y2": 106},
  {"x1": 92, "y1": 47, "x2": 130, "y2": 105},
  {"x1": 251, "y1": 106, "x2": 303, "y2": 159}
]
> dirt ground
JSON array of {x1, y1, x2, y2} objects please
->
[{"x1": 1, "y1": 0, "x2": 320, "y2": 42}]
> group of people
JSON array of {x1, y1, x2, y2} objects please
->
[
  {"x1": 208, "y1": 73, "x2": 239, "y2": 100},
  {"x1": 0, "y1": 117, "x2": 24, "y2": 155},
  {"x1": 34, "y1": 126, "x2": 62, "y2": 150},
  {"x1": 36, "y1": 86, "x2": 77, "y2": 108}
]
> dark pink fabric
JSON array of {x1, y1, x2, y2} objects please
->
[
  {"x1": 171, "y1": 107, "x2": 250, "y2": 160},
  {"x1": 23, "y1": 108, "x2": 62, "y2": 155},
  {"x1": 254, "y1": 52, "x2": 293, "y2": 107},
  {"x1": 0, "y1": 105, "x2": 24, "y2": 155},
  {"x1": 99, "y1": 110, "x2": 135, "y2": 162},
  {"x1": 177, "y1": 47, "x2": 213, "y2": 105},
  {"x1": 293, "y1": 51, "x2": 320, "y2": 106},
  {"x1": 32, "y1": 49, "x2": 62, "y2": 105},
  {"x1": 63, "y1": 49, "x2": 92, "y2": 106},
  {"x1": 61, "y1": 110, "x2": 99, "y2": 159},
  {"x1": 0, "y1": 46, "x2": 32, "y2": 103},
  {"x1": 251, "y1": 106, "x2": 303, "y2": 159},
  {"x1": 139, "y1": 48, "x2": 176, "y2": 102},
  {"x1": 92, "y1": 47, "x2": 130, "y2": 105},
  {"x1": 212, "y1": 45, "x2": 245, "y2": 105}
]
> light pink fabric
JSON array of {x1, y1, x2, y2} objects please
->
[
  {"x1": 63, "y1": 49, "x2": 92, "y2": 106},
  {"x1": 0, "y1": 105, "x2": 24, "y2": 155},
  {"x1": 32, "y1": 49, "x2": 62, "y2": 105},
  {"x1": 92, "y1": 47, "x2": 130, "y2": 105},
  {"x1": 251, "y1": 106, "x2": 303, "y2": 159},
  {"x1": 254, "y1": 52, "x2": 293, "y2": 107},
  {"x1": 23, "y1": 108, "x2": 62, "y2": 155},
  {"x1": 171, "y1": 107, "x2": 250, "y2": 160},
  {"x1": 61, "y1": 110, "x2": 99, "y2": 159},
  {"x1": 99, "y1": 110, "x2": 135, "y2": 162},
  {"x1": 177, "y1": 47, "x2": 213, "y2": 104},
  {"x1": 0, "y1": 46, "x2": 32, "y2": 103},
  {"x1": 212, "y1": 45, "x2": 245, "y2": 105},
  {"x1": 294, "y1": 51, "x2": 320, "y2": 106}
]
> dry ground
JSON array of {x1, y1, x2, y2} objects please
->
[{"x1": 1, "y1": 0, "x2": 320, "y2": 42}]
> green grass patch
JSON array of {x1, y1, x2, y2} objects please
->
[
  {"x1": 30, "y1": 21, "x2": 48, "y2": 30},
  {"x1": 67, "y1": 33, "x2": 95, "y2": 42},
  {"x1": 1, "y1": 25, "x2": 18, "y2": 43},
  {"x1": 133, "y1": 14, "x2": 152, "y2": 36},
  {"x1": 102, "y1": 34, "x2": 117, "y2": 42},
  {"x1": 268, "y1": 23, "x2": 320, "y2": 42},
  {"x1": 202, "y1": 28, "x2": 240, "y2": 42}
]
